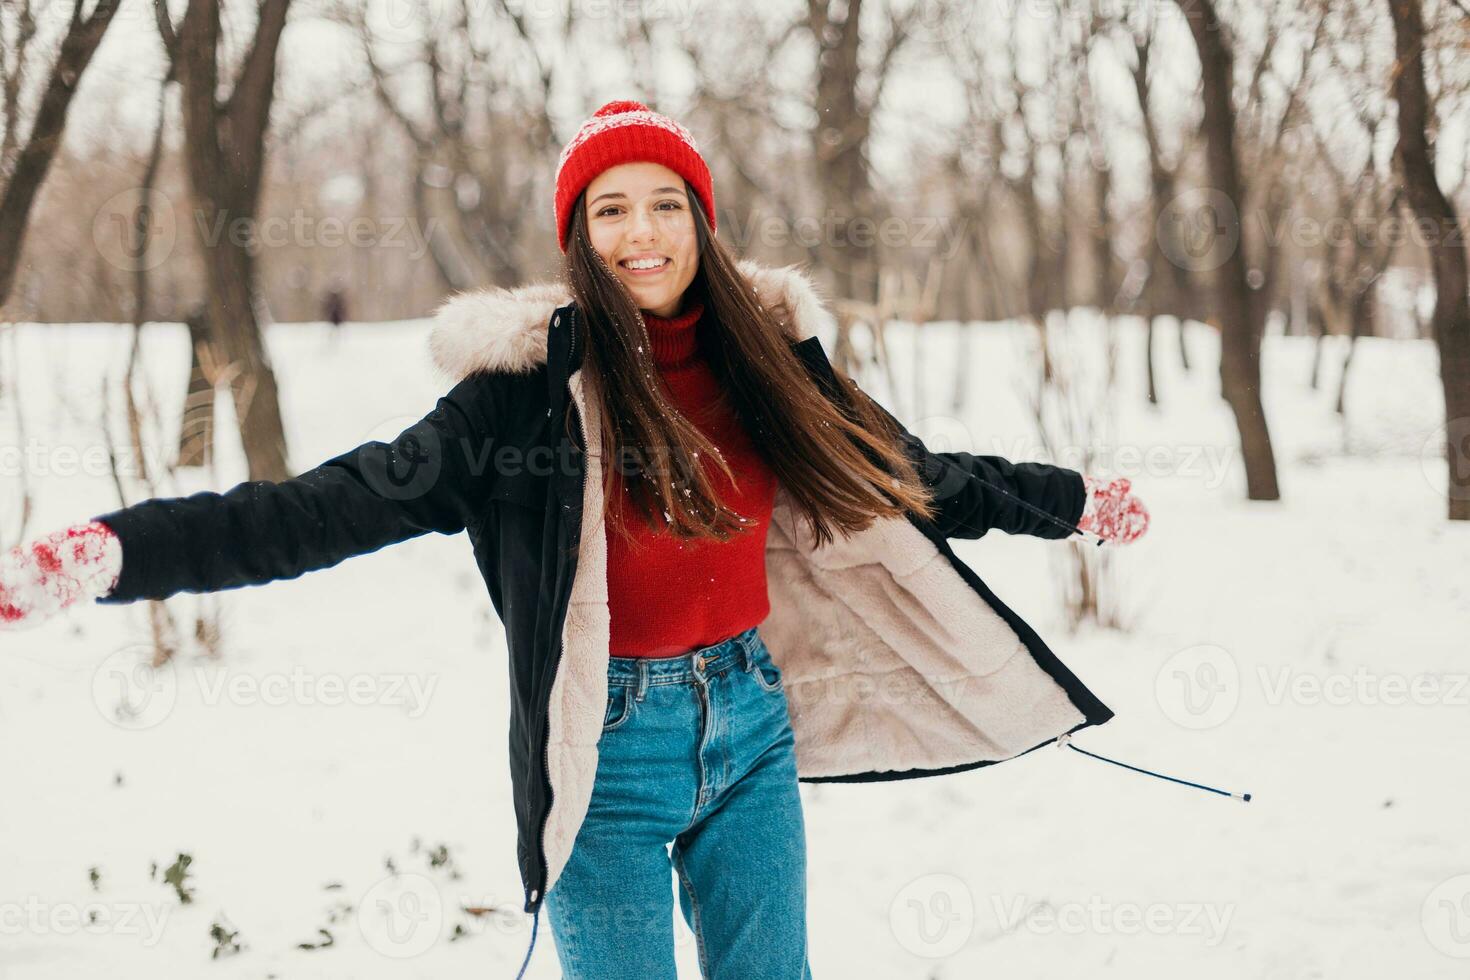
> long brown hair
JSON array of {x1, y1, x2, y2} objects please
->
[{"x1": 563, "y1": 183, "x2": 938, "y2": 550}]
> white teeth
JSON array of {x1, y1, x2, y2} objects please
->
[{"x1": 622, "y1": 257, "x2": 667, "y2": 270}]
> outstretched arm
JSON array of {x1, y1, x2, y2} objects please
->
[
  {"x1": 862, "y1": 391, "x2": 1149, "y2": 544},
  {"x1": 0, "y1": 376, "x2": 500, "y2": 629},
  {"x1": 844, "y1": 380, "x2": 1087, "y2": 540},
  {"x1": 794, "y1": 336, "x2": 1150, "y2": 544},
  {"x1": 907, "y1": 444, "x2": 1088, "y2": 540},
  {"x1": 92, "y1": 376, "x2": 499, "y2": 604}
]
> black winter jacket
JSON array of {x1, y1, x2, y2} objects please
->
[{"x1": 92, "y1": 260, "x2": 1113, "y2": 915}]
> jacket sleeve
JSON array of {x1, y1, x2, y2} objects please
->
[
  {"x1": 905, "y1": 441, "x2": 1086, "y2": 540},
  {"x1": 857, "y1": 384, "x2": 1085, "y2": 541},
  {"x1": 91, "y1": 375, "x2": 499, "y2": 604}
]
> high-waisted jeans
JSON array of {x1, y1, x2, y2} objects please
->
[{"x1": 543, "y1": 625, "x2": 815, "y2": 979}]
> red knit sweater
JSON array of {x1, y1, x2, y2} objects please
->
[{"x1": 606, "y1": 302, "x2": 778, "y2": 657}]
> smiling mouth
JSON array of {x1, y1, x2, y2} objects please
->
[{"x1": 619, "y1": 257, "x2": 671, "y2": 274}]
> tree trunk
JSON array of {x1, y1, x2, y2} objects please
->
[
  {"x1": 1335, "y1": 287, "x2": 1375, "y2": 417},
  {"x1": 1386, "y1": 0, "x2": 1470, "y2": 519},
  {"x1": 162, "y1": 0, "x2": 293, "y2": 482},
  {"x1": 0, "y1": 0, "x2": 120, "y2": 309},
  {"x1": 809, "y1": 0, "x2": 878, "y2": 305},
  {"x1": 1178, "y1": 0, "x2": 1281, "y2": 500},
  {"x1": 201, "y1": 235, "x2": 289, "y2": 478},
  {"x1": 1308, "y1": 307, "x2": 1325, "y2": 391}
]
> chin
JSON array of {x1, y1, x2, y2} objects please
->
[{"x1": 629, "y1": 287, "x2": 671, "y2": 306}]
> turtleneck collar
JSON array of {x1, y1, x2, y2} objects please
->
[{"x1": 642, "y1": 301, "x2": 705, "y2": 370}]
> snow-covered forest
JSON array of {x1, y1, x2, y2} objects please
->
[{"x1": 2, "y1": 0, "x2": 1468, "y2": 977}]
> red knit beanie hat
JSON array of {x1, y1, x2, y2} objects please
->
[{"x1": 554, "y1": 100, "x2": 716, "y2": 253}]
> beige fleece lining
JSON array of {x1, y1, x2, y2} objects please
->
[{"x1": 538, "y1": 368, "x2": 1087, "y2": 899}]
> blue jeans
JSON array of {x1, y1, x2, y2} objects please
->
[{"x1": 543, "y1": 625, "x2": 815, "y2": 979}]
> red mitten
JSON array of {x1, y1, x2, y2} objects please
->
[
  {"x1": 0, "y1": 521, "x2": 123, "y2": 629},
  {"x1": 1076, "y1": 476, "x2": 1149, "y2": 545}
]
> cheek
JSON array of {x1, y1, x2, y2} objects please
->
[
  {"x1": 587, "y1": 223, "x2": 619, "y2": 263},
  {"x1": 674, "y1": 227, "x2": 697, "y2": 266}
]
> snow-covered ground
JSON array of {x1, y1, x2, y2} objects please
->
[{"x1": 1, "y1": 311, "x2": 1466, "y2": 979}]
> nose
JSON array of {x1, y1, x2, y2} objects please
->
[{"x1": 626, "y1": 204, "x2": 656, "y2": 244}]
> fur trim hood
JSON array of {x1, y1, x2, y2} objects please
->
[{"x1": 426, "y1": 259, "x2": 837, "y2": 382}]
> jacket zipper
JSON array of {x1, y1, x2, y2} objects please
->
[{"x1": 531, "y1": 308, "x2": 579, "y2": 913}]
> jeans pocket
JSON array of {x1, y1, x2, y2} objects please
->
[
  {"x1": 603, "y1": 684, "x2": 634, "y2": 731},
  {"x1": 749, "y1": 650, "x2": 784, "y2": 693}
]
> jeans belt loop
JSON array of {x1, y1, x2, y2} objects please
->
[{"x1": 635, "y1": 658, "x2": 649, "y2": 702}]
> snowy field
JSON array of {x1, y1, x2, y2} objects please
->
[{"x1": 1, "y1": 309, "x2": 1467, "y2": 979}]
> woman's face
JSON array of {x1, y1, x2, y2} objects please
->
[{"x1": 584, "y1": 161, "x2": 699, "y2": 318}]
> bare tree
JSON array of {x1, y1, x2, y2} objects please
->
[
  {"x1": 804, "y1": 0, "x2": 917, "y2": 305},
  {"x1": 0, "y1": 0, "x2": 121, "y2": 310},
  {"x1": 1175, "y1": 0, "x2": 1282, "y2": 500},
  {"x1": 346, "y1": 0, "x2": 564, "y2": 291},
  {"x1": 1232, "y1": 1, "x2": 1327, "y2": 330},
  {"x1": 1386, "y1": 0, "x2": 1470, "y2": 519},
  {"x1": 1121, "y1": 5, "x2": 1201, "y2": 402},
  {"x1": 154, "y1": 0, "x2": 293, "y2": 482},
  {"x1": 1303, "y1": 0, "x2": 1401, "y2": 416}
]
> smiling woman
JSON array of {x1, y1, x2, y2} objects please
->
[
  {"x1": 554, "y1": 106, "x2": 948, "y2": 559},
  {"x1": 582, "y1": 164, "x2": 700, "y2": 318},
  {"x1": 0, "y1": 96, "x2": 1147, "y2": 980}
]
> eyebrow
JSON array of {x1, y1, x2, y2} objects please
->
[{"x1": 588, "y1": 186, "x2": 686, "y2": 206}]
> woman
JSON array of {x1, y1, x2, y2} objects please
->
[{"x1": 1, "y1": 101, "x2": 1148, "y2": 978}]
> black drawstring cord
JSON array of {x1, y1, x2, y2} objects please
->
[
  {"x1": 1056, "y1": 734, "x2": 1253, "y2": 802},
  {"x1": 514, "y1": 906, "x2": 540, "y2": 978},
  {"x1": 961, "y1": 472, "x2": 1251, "y2": 799}
]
